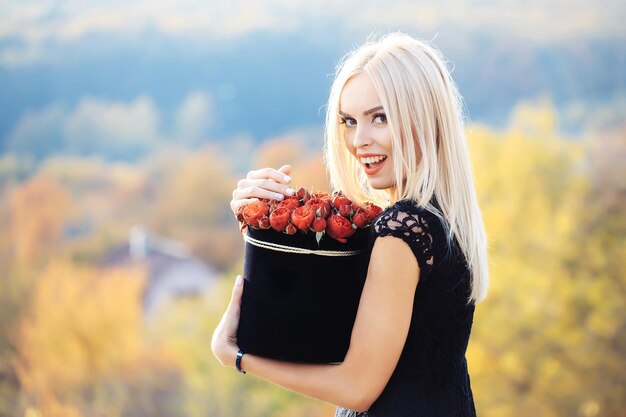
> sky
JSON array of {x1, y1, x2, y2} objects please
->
[
  {"x1": 2, "y1": 0, "x2": 625, "y2": 67},
  {"x1": 1, "y1": 0, "x2": 624, "y2": 160}
]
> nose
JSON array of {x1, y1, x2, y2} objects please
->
[{"x1": 352, "y1": 124, "x2": 373, "y2": 149}]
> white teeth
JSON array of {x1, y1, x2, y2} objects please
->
[{"x1": 360, "y1": 155, "x2": 387, "y2": 164}]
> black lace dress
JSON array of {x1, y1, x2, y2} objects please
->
[{"x1": 336, "y1": 199, "x2": 477, "y2": 417}]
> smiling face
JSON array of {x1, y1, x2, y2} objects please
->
[{"x1": 339, "y1": 73, "x2": 396, "y2": 195}]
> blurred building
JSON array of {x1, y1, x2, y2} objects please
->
[{"x1": 102, "y1": 226, "x2": 218, "y2": 316}]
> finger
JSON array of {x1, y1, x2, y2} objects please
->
[
  {"x1": 230, "y1": 197, "x2": 259, "y2": 215},
  {"x1": 227, "y1": 275, "x2": 244, "y2": 314},
  {"x1": 233, "y1": 181, "x2": 295, "y2": 201},
  {"x1": 278, "y1": 165, "x2": 292, "y2": 177},
  {"x1": 246, "y1": 167, "x2": 292, "y2": 184}
]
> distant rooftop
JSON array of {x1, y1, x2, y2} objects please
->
[{"x1": 102, "y1": 226, "x2": 218, "y2": 315}]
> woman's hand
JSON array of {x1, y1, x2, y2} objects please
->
[
  {"x1": 211, "y1": 275, "x2": 245, "y2": 368},
  {"x1": 230, "y1": 165, "x2": 295, "y2": 216}
]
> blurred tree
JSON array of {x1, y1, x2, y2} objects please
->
[
  {"x1": 14, "y1": 261, "x2": 187, "y2": 416},
  {"x1": 149, "y1": 145, "x2": 240, "y2": 270},
  {"x1": 0, "y1": 264, "x2": 36, "y2": 417},
  {"x1": 554, "y1": 127, "x2": 626, "y2": 417},
  {"x1": 252, "y1": 136, "x2": 328, "y2": 192},
  {"x1": 9, "y1": 176, "x2": 71, "y2": 264},
  {"x1": 467, "y1": 115, "x2": 626, "y2": 416},
  {"x1": 0, "y1": 153, "x2": 35, "y2": 190}
]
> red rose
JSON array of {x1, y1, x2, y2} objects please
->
[
  {"x1": 278, "y1": 196, "x2": 301, "y2": 211},
  {"x1": 364, "y1": 203, "x2": 383, "y2": 220},
  {"x1": 311, "y1": 191, "x2": 332, "y2": 203},
  {"x1": 291, "y1": 205, "x2": 315, "y2": 231},
  {"x1": 243, "y1": 200, "x2": 270, "y2": 229},
  {"x1": 352, "y1": 208, "x2": 369, "y2": 228},
  {"x1": 326, "y1": 214, "x2": 356, "y2": 243},
  {"x1": 311, "y1": 217, "x2": 327, "y2": 233},
  {"x1": 339, "y1": 203, "x2": 353, "y2": 218},
  {"x1": 332, "y1": 195, "x2": 352, "y2": 210},
  {"x1": 306, "y1": 197, "x2": 331, "y2": 218},
  {"x1": 269, "y1": 207, "x2": 291, "y2": 232},
  {"x1": 285, "y1": 223, "x2": 297, "y2": 235}
]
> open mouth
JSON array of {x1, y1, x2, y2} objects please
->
[{"x1": 360, "y1": 155, "x2": 387, "y2": 170}]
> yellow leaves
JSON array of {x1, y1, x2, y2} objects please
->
[
  {"x1": 10, "y1": 175, "x2": 71, "y2": 264},
  {"x1": 508, "y1": 98, "x2": 558, "y2": 138},
  {"x1": 578, "y1": 399, "x2": 601, "y2": 417},
  {"x1": 467, "y1": 122, "x2": 626, "y2": 416},
  {"x1": 584, "y1": 276, "x2": 625, "y2": 339},
  {"x1": 16, "y1": 261, "x2": 146, "y2": 406}
]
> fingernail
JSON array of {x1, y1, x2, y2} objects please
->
[
  {"x1": 285, "y1": 188, "x2": 295, "y2": 196},
  {"x1": 284, "y1": 175, "x2": 291, "y2": 183},
  {"x1": 274, "y1": 193, "x2": 284, "y2": 200},
  {"x1": 236, "y1": 276, "x2": 243, "y2": 286}
]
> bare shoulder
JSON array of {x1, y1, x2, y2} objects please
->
[{"x1": 369, "y1": 233, "x2": 419, "y2": 287}]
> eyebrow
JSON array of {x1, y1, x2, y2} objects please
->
[{"x1": 338, "y1": 105, "x2": 384, "y2": 118}]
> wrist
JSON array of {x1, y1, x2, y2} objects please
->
[{"x1": 211, "y1": 338, "x2": 239, "y2": 368}]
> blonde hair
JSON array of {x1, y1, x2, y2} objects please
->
[{"x1": 323, "y1": 32, "x2": 489, "y2": 303}]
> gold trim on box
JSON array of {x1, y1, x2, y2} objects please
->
[{"x1": 244, "y1": 233, "x2": 362, "y2": 257}]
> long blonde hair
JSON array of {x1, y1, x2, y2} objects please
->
[{"x1": 323, "y1": 32, "x2": 489, "y2": 303}]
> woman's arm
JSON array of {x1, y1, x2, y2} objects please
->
[{"x1": 212, "y1": 235, "x2": 419, "y2": 412}]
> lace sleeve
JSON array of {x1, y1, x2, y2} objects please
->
[{"x1": 373, "y1": 205, "x2": 437, "y2": 278}]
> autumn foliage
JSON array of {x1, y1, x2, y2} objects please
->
[{"x1": 0, "y1": 109, "x2": 625, "y2": 416}]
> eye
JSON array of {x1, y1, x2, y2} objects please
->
[
  {"x1": 372, "y1": 113, "x2": 387, "y2": 124},
  {"x1": 339, "y1": 117, "x2": 356, "y2": 127}
]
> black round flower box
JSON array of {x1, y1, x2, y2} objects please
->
[{"x1": 237, "y1": 226, "x2": 369, "y2": 363}]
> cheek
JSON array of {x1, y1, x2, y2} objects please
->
[
  {"x1": 343, "y1": 132, "x2": 356, "y2": 156},
  {"x1": 382, "y1": 131, "x2": 393, "y2": 153}
]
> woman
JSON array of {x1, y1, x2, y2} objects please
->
[{"x1": 212, "y1": 32, "x2": 489, "y2": 416}]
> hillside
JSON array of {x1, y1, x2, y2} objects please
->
[{"x1": 1, "y1": 28, "x2": 624, "y2": 161}]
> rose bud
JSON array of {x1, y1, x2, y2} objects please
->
[
  {"x1": 258, "y1": 216, "x2": 271, "y2": 229},
  {"x1": 285, "y1": 223, "x2": 298, "y2": 235},
  {"x1": 326, "y1": 214, "x2": 356, "y2": 243},
  {"x1": 332, "y1": 195, "x2": 352, "y2": 210},
  {"x1": 296, "y1": 187, "x2": 309, "y2": 200},
  {"x1": 306, "y1": 197, "x2": 331, "y2": 219},
  {"x1": 339, "y1": 203, "x2": 353, "y2": 218},
  {"x1": 269, "y1": 207, "x2": 291, "y2": 232},
  {"x1": 311, "y1": 217, "x2": 327, "y2": 233},
  {"x1": 352, "y1": 209, "x2": 370, "y2": 228},
  {"x1": 243, "y1": 200, "x2": 270, "y2": 229},
  {"x1": 291, "y1": 205, "x2": 315, "y2": 231}
]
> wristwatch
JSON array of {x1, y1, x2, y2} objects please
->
[{"x1": 236, "y1": 349, "x2": 246, "y2": 374}]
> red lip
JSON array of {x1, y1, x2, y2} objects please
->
[
  {"x1": 363, "y1": 158, "x2": 386, "y2": 176},
  {"x1": 356, "y1": 153, "x2": 386, "y2": 158}
]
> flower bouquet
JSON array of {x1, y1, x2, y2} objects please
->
[{"x1": 236, "y1": 187, "x2": 383, "y2": 363}]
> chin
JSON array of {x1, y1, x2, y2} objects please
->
[{"x1": 367, "y1": 180, "x2": 394, "y2": 190}]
